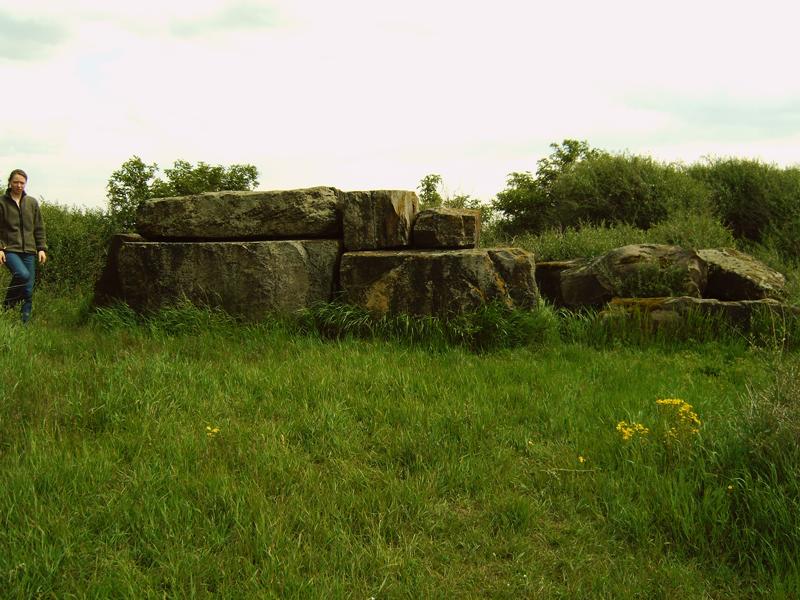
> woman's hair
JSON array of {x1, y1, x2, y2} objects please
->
[{"x1": 8, "y1": 169, "x2": 27, "y2": 184}]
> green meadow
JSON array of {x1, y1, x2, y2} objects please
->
[
  {"x1": 1, "y1": 294, "x2": 798, "y2": 598},
  {"x1": 3, "y1": 145, "x2": 800, "y2": 597}
]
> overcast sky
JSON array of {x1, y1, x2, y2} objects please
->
[{"x1": 3, "y1": 0, "x2": 800, "y2": 209}]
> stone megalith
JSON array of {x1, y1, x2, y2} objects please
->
[
  {"x1": 697, "y1": 247, "x2": 786, "y2": 300},
  {"x1": 339, "y1": 248, "x2": 538, "y2": 317},
  {"x1": 534, "y1": 259, "x2": 584, "y2": 306},
  {"x1": 342, "y1": 190, "x2": 418, "y2": 250},
  {"x1": 115, "y1": 239, "x2": 342, "y2": 319},
  {"x1": 603, "y1": 296, "x2": 800, "y2": 329},
  {"x1": 92, "y1": 233, "x2": 144, "y2": 308},
  {"x1": 136, "y1": 187, "x2": 343, "y2": 240},
  {"x1": 412, "y1": 207, "x2": 480, "y2": 249},
  {"x1": 560, "y1": 244, "x2": 707, "y2": 307}
]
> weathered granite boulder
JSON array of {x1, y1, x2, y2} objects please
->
[
  {"x1": 115, "y1": 240, "x2": 341, "y2": 319},
  {"x1": 339, "y1": 248, "x2": 538, "y2": 316},
  {"x1": 603, "y1": 296, "x2": 800, "y2": 329},
  {"x1": 534, "y1": 259, "x2": 584, "y2": 306},
  {"x1": 92, "y1": 233, "x2": 145, "y2": 307},
  {"x1": 560, "y1": 244, "x2": 707, "y2": 307},
  {"x1": 342, "y1": 190, "x2": 418, "y2": 251},
  {"x1": 136, "y1": 187, "x2": 342, "y2": 240},
  {"x1": 698, "y1": 247, "x2": 786, "y2": 300},
  {"x1": 412, "y1": 207, "x2": 480, "y2": 248}
]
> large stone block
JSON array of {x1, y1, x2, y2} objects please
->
[
  {"x1": 412, "y1": 207, "x2": 480, "y2": 248},
  {"x1": 342, "y1": 190, "x2": 418, "y2": 250},
  {"x1": 135, "y1": 187, "x2": 342, "y2": 240},
  {"x1": 560, "y1": 244, "x2": 707, "y2": 307},
  {"x1": 92, "y1": 233, "x2": 145, "y2": 308},
  {"x1": 698, "y1": 247, "x2": 786, "y2": 300},
  {"x1": 339, "y1": 248, "x2": 538, "y2": 316},
  {"x1": 115, "y1": 240, "x2": 342, "y2": 318},
  {"x1": 534, "y1": 259, "x2": 584, "y2": 306},
  {"x1": 603, "y1": 296, "x2": 800, "y2": 329}
]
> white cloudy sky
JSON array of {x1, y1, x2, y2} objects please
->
[{"x1": 2, "y1": 0, "x2": 800, "y2": 209}]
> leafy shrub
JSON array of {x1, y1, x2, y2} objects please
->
[
  {"x1": 492, "y1": 143, "x2": 800, "y2": 265},
  {"x1": 38, "y1": 202, "x2": 116, "y2": 292},
  {"x1": 107, "y1": 156, "x2": 259, "y2": 231},
  {"x1": 547, "y1": 153, "x2": 708, "y2": 230},
  {"x1": 493, "y1": 141, "x2": 710, "y2": 235},
  {"x1": 493, "y1": 140, "x2": 603, "y2": 234},
  {"x1": 687, "y1": 158, "x2": 800, "y2": 257}
]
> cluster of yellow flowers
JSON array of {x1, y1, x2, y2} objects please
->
[
  {"x1": 206, "y1": 425, "x2": 220, "y2": 438},
  {"x1": 616, "y1": 398, "x2": 702, "y2": 444},
  {"x1": 656, "y1": 398, "x2": 701, "y2": 437},
  {"x1": 616, "y1": 420, "x2": 650, "y2": 441}
]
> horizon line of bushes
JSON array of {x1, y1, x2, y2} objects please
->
[{"x1": 487, "y1": 140, "x2": 800, "y2": 261}]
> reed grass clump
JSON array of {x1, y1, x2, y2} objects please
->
[{"x1": 298, "y1": 301, "x2": 560, "y2": 352}]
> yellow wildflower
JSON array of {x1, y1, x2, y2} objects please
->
[{"x1": 616, "y1": 420, "x2": 650, "y2": 441}]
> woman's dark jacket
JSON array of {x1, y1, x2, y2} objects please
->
[{"x1": 0, "y1": 190, "x2": 47, "y2": 253}]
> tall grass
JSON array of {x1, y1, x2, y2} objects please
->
[
  {"x1": 501, "y1": 212, "x2": 739, "y2": 263},
  {"x1": 1, "y1": 293, "x2": 796, "y2": 597},
  {"x1": 591, "y1": 358, "x2": 800, "y2": 585},
  {"x1": 298, "y1": 300, "x2": 559, "y2": 352}
]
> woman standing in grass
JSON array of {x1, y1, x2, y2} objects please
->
[{"x1": 1, "y1": 169, "x2": 47, "y2": 323}]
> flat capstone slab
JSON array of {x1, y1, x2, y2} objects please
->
[{"x1": 135, "y1": 187, "x2": 342, "y2": 240}]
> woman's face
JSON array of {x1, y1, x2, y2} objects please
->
[{"x1": 9, "y1": 174, "x2": 26, "y2": 196}]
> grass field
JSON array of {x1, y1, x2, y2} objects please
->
[{"x1": 1, "y1": 294, "x2": 798, "y2": 598}]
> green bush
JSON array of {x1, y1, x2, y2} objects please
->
[
  {"x1": 37, "y1": 202, "x2": 116, "y2": 292},
  {"x1": 492, "y1": 143, "x2": 800, "y2": 266},
  {"x1": 687, "y1": 159, "x2": 800, "y2": 256},
  {"x1": 547, "y1": 153, "x2": 708, "y2": 230},
  {"x1": 493, "y1": 141, "x2": 710, "y2": 235},
  {"x1": 107, "y1": 156, "x2": 259, "y2": 231},
  {"x1": 493, "y1": 140, "x2": 603, "y2": 234}
]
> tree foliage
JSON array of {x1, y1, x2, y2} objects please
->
[
  {"x1": 492, "y1": 140, "x2": 605, "y2": 234},
  {"x1": 107, "y1": 156, "x2": 259, "y2": 230},
  {"x1": 491, "y1": 140, "x2": 721, "y2": 236},
  {"x1": 686, "y1": 158, "x2": 800, "y2": 255},
  {"x1": 417, "y1": 174, "x2": 443, "y2": 209},
  {"x1": 490, "y1": 139, "x2": 800, "y2": 262}
]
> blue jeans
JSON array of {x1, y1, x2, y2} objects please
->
[{"x1": 4, "y1": 251, "x2": 36, "y2": 322}]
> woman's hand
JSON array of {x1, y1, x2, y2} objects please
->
[
  {"x1": 0, "y1": 250, "x2": 5, "y2": 265},
  {"x1": 38, "y1": 250, "x2": 47, "y2": 264}
]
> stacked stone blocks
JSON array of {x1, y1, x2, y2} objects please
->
[{"x1": 95, "y1": 187, "x2": 538, "y2": 318}]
